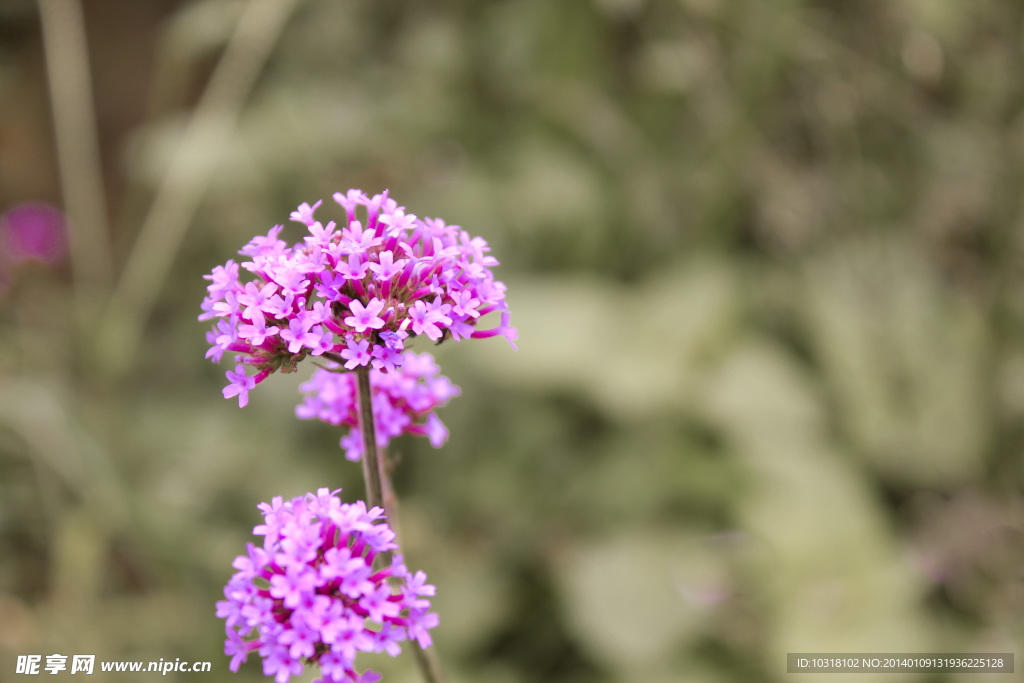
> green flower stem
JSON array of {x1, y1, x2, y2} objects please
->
[
  {"x1": 354, "y1": 365, "x2": 445, "y2": 683},
  {"x1": 412, "y1": 641, "x2": 445, "y2": 683},
  {"x1": 355, "y1": 365, "x2": 386, "y2": 514}
]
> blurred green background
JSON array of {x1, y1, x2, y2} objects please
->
[{"x1": 1, "y1": 0, "x2": 1023, "y2": 681}]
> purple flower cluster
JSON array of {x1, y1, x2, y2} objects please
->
[
  {"x1": 216, "y1": 489, "x2": 438, "y2": 683},
  {"x1": 297, "y1": 351, "x2": 460, "y2": 462},
  {"x1": 200, "y1": 190, "x2": 516, "y2": 407}
]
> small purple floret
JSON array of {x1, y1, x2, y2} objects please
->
[{"x1": 223, "y1": 364, "x2": 257, "y2": 407}]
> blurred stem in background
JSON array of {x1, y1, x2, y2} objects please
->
[
  {"x1": 96, "y1": 0, "x2": 301, "y2": 377},
  {"x1": 37, "y1": 0, "x2": 113, "y2": 308}
]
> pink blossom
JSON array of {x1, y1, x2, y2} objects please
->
[
  {"x1": 367, "y1": 250, "x2": 408, "y2": 280},
  {"x1": 289, "y1": 200, "x2": 322, "y2": 226},
  {"x1": 0, "y1": 203, "x2": 68, "y2": 268},
  {"x1": 344, "y1": 298, "x2": 386, "y2": 334},
  {"x1": 340, "y1": 337, "x2": 372, "y2": 369},
  {"x1": 337, "y1": 253, "x2": 370, "y2": 280},
  {"x1": 223, "y1": 365, "x2": 256, "y2": 407}
]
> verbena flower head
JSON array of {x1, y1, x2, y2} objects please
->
[
  {"x1": 296, "y1": 351, "x2": 460, "y2": 462},
  {"x1": 216, "y1": 488, "x2": 438, "y2": 683},
  {"x1": 200, "y1": 190, "x2": 516, "y2": 407}
]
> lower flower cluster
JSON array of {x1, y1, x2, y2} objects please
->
[
  {"x1": 296, "y1": 351, "x2": 460, "y2": 462},
  {"x1": 216, "y1": 489, "x2": 438, "y2": 683}
]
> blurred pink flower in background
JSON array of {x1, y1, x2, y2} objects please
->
[{"x1": 0, "y1": 202, "x2": 69, "y2": 269}]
